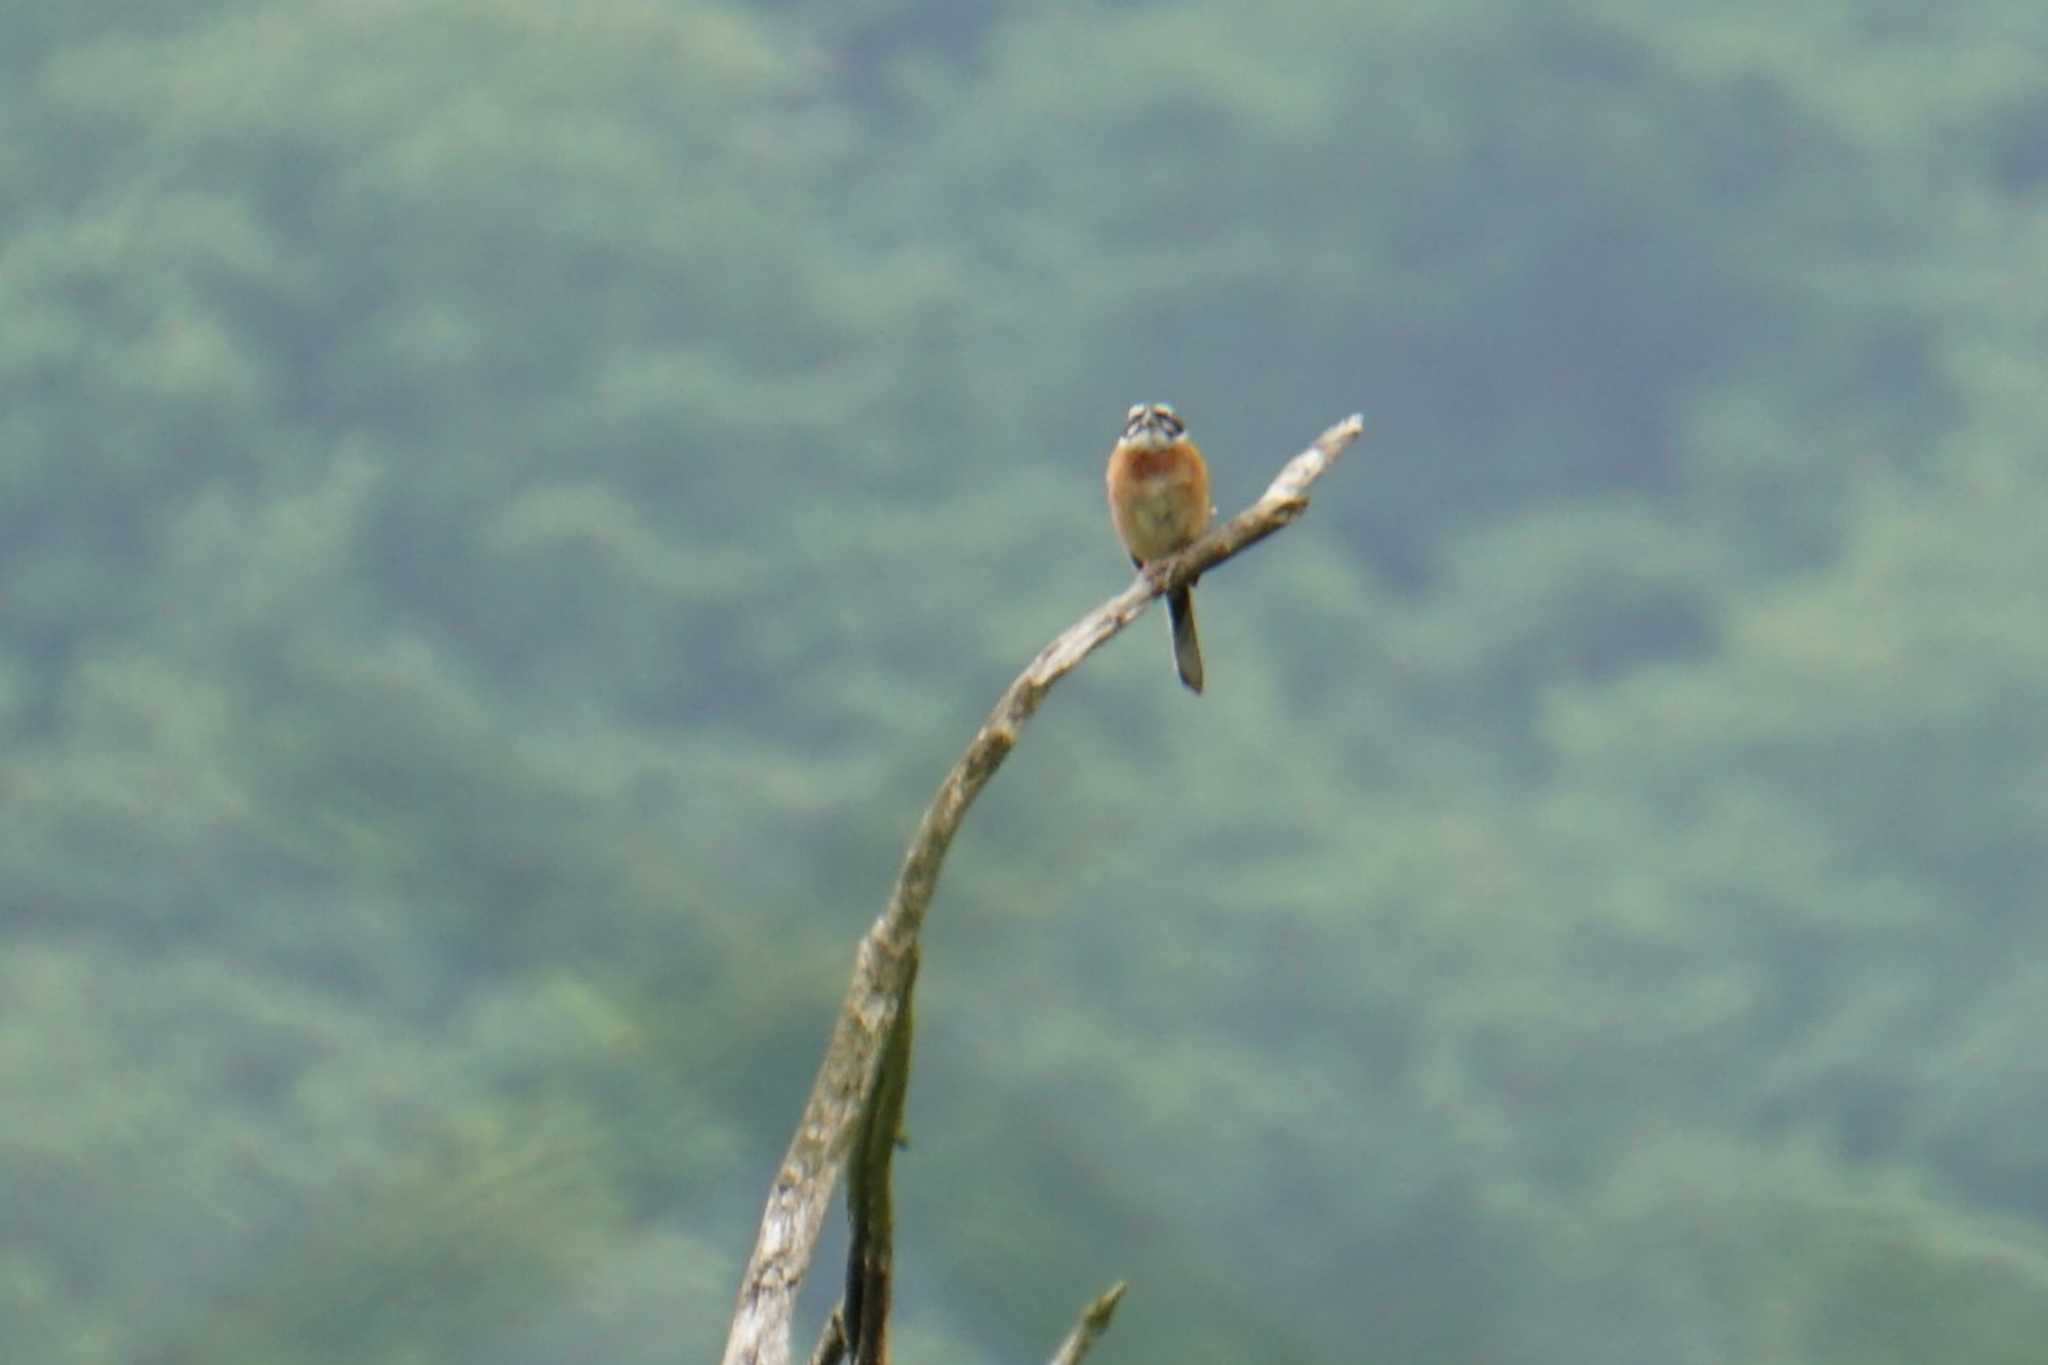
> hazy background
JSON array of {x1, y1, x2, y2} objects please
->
[{"x1": 4, "y1": 2, "x2": 2045, "y2": 1361}]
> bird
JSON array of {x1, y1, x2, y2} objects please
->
[{"x1": 1106, "y1": 401, "x2": 1213, "y2": 694}]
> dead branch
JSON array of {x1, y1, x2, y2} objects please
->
[
  {"x1": 719, "y1": 414, "x2": 1366, "y2": 1365},
  {"x1": 838, "y1": 946, "x2": 917, "y2": 1365}
]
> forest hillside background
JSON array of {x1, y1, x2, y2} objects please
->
[{"x1": 4, "y1": 2, "x2": 2046, "y2": 1362}]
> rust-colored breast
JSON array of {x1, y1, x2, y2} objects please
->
[
  {"x1": 1108, "y1": 436, "x2": 1211, "y2": 562},
  {"x1": 1120, "y1": 441, "x2": 1198, "y2": 482}
]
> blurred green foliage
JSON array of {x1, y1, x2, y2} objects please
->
[{"x1": 2, "y1": 0, "x2": 2044, "y2": 1361}]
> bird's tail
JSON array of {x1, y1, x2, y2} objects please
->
[{"x1": 1167, "y1": 586, "x2": 1204, "y2": 695}]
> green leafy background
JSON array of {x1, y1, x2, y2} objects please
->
[{"x1": 4, "y1": 1, "x2": 2045, "y2": 1361}]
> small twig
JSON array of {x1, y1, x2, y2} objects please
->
[
  {"x1": 1047, "y1": 1282, "x2": 1129, "y2": 1365},
  {"x1": 719, "y1": 415, "x2": 1365, "y2": 1365},
  {"x1": 807, "y1": 1307, "x2": 846, "y2": 1365}
]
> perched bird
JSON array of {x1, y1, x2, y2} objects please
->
[{"x1": 1106, "y1": 401, "x2": 1213, "y2": 693}]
